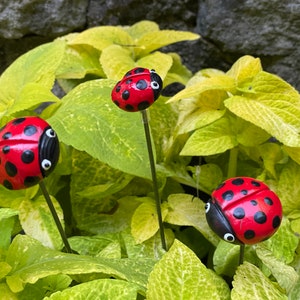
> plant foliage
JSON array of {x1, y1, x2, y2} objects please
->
[{"x1": 0, "y1": 20, "x2": 300, "y2": 299}]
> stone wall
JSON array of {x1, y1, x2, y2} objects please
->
[{"x1": 0, "y1": 0, "x2": 299, "y2": 90}]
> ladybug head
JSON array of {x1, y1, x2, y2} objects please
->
[
  {"x1": 205, "y1": 200, "x2": 242, "y2": 245},
  {"x1": 39, "y1": 127, "x2": 60, "y2": 177},
  {"x1": 149, "y1": 69, "x2": 163, "y2": 100}
]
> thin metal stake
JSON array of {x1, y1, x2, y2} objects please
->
[
  {"x1": 141, "y1": 109, "x2": 167, "y2": 250},
  {"x1": 239, "y1": 244, "x2": 245, "y2": 265},
  {"x1": 39, "y1": 180, "x2": 73, "y2": 253}
]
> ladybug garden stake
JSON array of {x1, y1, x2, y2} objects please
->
[
  {"x1": 111, "y1": 67, "x2": 167, "y2": 250},
  {"x1": 205, "y1": 177, "x2": 282, "y2": 264},
  {"x1": 0, "y1": 117, "x2": 72, "y2": 253}
]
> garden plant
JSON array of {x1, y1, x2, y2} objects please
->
[{"x1": 0, "y1": 20, "x2": 300, "y2": 299}]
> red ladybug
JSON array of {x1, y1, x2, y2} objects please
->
[
  {"x1": 111, "y1": 67, "x2": 163, "y2": 112},
  {"x1": 0, "y1": 117, "x2": 59, "y2": 190},
  {"x1": 205, "y1": 177, "x2": 282, "y2": 245}
]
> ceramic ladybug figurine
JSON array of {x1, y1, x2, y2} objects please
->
[
  {"x1": 205, "y1": 177, "x2": 282, "y2": 245},
  {"x1": 111, "y1": 67, "x2": 163, "y2": 112},
  {"x1": 0, "y1": 117, "x2": 59, "y2": 190}
]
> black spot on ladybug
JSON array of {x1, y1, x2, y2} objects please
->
[
  {"x1": 264, "y1": 197, "x2": 273, "y2": 205},
  {"x1": 24, "y1": 176, "x2": 40, "y2": 187},
  {"x1": 241, "y1": 189, "x2": 248, "y2": 195},
  {"x1": 136, "y1": 79, "x2": 147, "y2": 90},
  {"x1": 250, "y1": 200, "x2": 258, "y2": 206},
  {"x1": 232, "y1": 178, "x2": 244, "y2": 185},
  {"x1": 3, "y1": 180, "x2": 13, "y2": 190},
  {"x1": 233, "y1": 207, "x2": 245, "y2": 219},
  {"x1": 137, "y1": 101, "x2": 150, "y2": 111},
  {"x1": 134, "y1": 68, "x2": 145, "y2": 74},
  {"x1": 12, "y1": 118, "x2": 26, "y2": 125},
  {"x1": 115, "y1": 85, "x2": 121, "y2": 93},
  {"x1": 125, "y1": 104, "x2": 134, "y2": 111},
  {"x1": 24, "y1": 125, "x2": 37, "y2": 136},
  {"x1": 222, "y1": 190, "x2": 234, "y2": 201},
  {"x1": 254, "y1": 211, "x2": 267, "y2": 224},
  {"x1": 272, "y1": 215, "x2": 281, "y2": 228},
  {"x1": 122, "y1": 90, "x2": 130, "y2": 100},
  {"x1": 2, "y1": 145, "x2": 10, "y2": 154},
  {"x1": 251, "y1": 180, "x2": 261, "y2": 187},
  {"x1": 21, "y1": 150, "x2": 35, "y2": 164},
  {"x1": 2, "y1": 132, "x2": 12, "y2": 140},
  {"x1": 5, "y1": 161, "x2": 17, "y2": 177},
  {"x1": 113, "y1": 101, "x2": 120, "y2": 107},
  {"x1": 125, "y1": 79, "x2": 133, "y2": 84},
  {"x1": 244, "y1": 229, "x2": 255, "y2": 240}
]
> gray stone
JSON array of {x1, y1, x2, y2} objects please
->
[
  {"x1": 0, "y1": 0, "x2": 89, "y2": 39},
  {"x1": 197, "y1": 0, "x2": 300, "y2": 89}
]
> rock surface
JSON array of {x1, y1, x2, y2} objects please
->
[{"x1": 0, "y1": 0, "x2": 299, "y2": 89}]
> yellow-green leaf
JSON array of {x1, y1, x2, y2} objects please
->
[
  {"x1": 167, "y1": 75, "x2": 236, "y2": 103},
  {"x1": 225, "y1": 92, "x2": 300, "y2": 147},
  {"x1": 147, "y1": 239, "x2": 230, "y2": 300},
  {"x1": 180, "y1": 116, "x2": 238, "y2": 156},
  {"x1": 226, "y1": 55, "x2": 262, "y2": 84},
  {"x1": 135, "y1": 30, "x2": 200, "y2": 57},
  {"x1": 100, "y1": 45, "x2": 135, "y2": 80},
  {"x1": 125, "y1": 20, "x2": 160, "y2": 40},
  {"x1": 0, "y1": 40, "x2": 65, "y2": 118},
  {"x1": 69, "y1": 26, "x2": 134, "y2": 51},
  {"x1": 231, "y1": 262, "x2": 287, "y2": 300},
  {"x1": 131, "y1": 198, "x2": 168, "y2": 244}
]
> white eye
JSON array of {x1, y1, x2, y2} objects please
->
[
  {"x1": 224, "y1": 233, "x2": 235, "y2": 243},
  {"x1": 205, "y1": 202, "x2": 210, "y2": 213},
  {"x1": 41, "y1": 159, "x2": 52, "y2": 171},
  {"x1": 46, "y1": 128, "x2": 56, "y2": 138},
  {"x1": 151, "y1": 81, "x2": 160, "y2": 90}
]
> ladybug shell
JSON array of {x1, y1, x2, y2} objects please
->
[
  {"x1": 205, "y1": 177, "x2": 282, "y2": 245},
  {"x1": 0, "y1": 117, "x2": 59, "y2": 190},
  {"x1": 111, "y1": 67, "x2": 163, "y2": 112}
]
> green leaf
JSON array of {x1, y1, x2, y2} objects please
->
[
  {"x1": 69, "y1": 26, "x2": 133, "y2": 51},
  {"x1": 135, "y1": 30, "x2": 200, "y2": 57},
  {"x1": 56, "y1": 44, "x2": 104, "y2": 79},
  {"x1": 187, "y1": 163, "x2": 224, "y2": 194},
  {"x1": 78, "y1": 196, "x2": 141, "y2": 235},
  {"x1": 261, "y1": 218, "x2": 299, "y2": 265},
  {"x1": 0, "y1": 40, "x2": 65, "y2": 118},
  {"x1": 164, "y1": 194, "x2": 220, "y2": 246},
  {"x1": 226, "y1": 55, "x2": 262, "y2": 83},
  {"x1": 146, "y1": 239, "x2": 230, "y2": 300},
  {"x1": 131, "y1": 198, "x2": 168, "y2": 244},
  {"x1": 225, "y1": 72, "x2": 300, "y2": 147},
  {"x1": 180, "y1": 116, "x2": 238, "y2": 156},
  {"x1": 68, "y1": 234, "x2": 121, "y2": 257},
  {"x1": 5, "y1": 235, "x2": 155, "y2": 293},
  {"x1": 231, "y1": 262, "x2": 288, "y2": 299},
  {"x1": 48, "y1": 79, "x2": 152, "y2": 179},
  {"x1": 0, "y1": 283, "x2": 17, "y2": 300},
  {"x1": 18, "y1": 196, "x2": 64, "y2": 250},
  {"x1": 276, "y1": 160, "x2": 300, "y2": 214},
  {"x1": 0, "y1": 208, "x2": 19, "y2": 251},
  {"x1": 45, "y1": 279, "x2": 140, "y2": 300},
  {"x1": 256, "y1": 245, "x2": 299, "y2": 293}
]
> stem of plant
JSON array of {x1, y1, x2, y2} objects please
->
[
  {"x1": 239, "y1": 244, "x2": 245, "y2": 265},
  {"x1": 39, "y1": 180, "x2": 73, "y2": 253},
  {"x1": 141, "y1": 109, "x2": 167, "y2": 251},
  {"x1": 227, "y1": 147, "x2": 239, "y2": 179}
]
